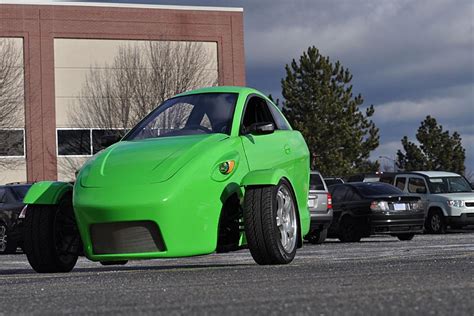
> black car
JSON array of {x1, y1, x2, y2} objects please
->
[
  {"x1": 0, "y1": 184, "x2": 31, "y2": 254},
  {"x1": 328, "y1": 182, "x2": 425, "y2": 242}
]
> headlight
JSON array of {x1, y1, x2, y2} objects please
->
[
  {"x1": 409, "y1": 201, "x2": 421, "y2": 210},
  {"x1": 370, "y1": 201, "x2": 389, "y2": 212},
  {"x1": 447, "y1": 200, "x2": 465, "y2": 208}
]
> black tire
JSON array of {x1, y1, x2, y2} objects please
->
[
  {"x1": 306, "y1": 228, "x2": 328, "y2": 245},
  {"x1": 396, "y1": 233, "x2": 415, "y2": 241},
  {"x1": 24, "y1": 194, "x2": 81, "y2": 273},
  {"x1": 243, "y1": 179, "x2": 298, "y2": 265},
  {"x1": 338, "y1": 216, "x2": 362, "y2": 242},
  {"x1": 425, "y1": 209, "x2": 446, "y2": 234},
  {"x1": 0, "y1": 222, "x2": 17, "y2": 254},
  {"x1": 100, "y1": 260, "x2": 128, "y2": 266}
]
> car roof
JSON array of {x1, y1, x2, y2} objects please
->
[
  {"x1": 399, "y1": 171, "x2": 461, "y2": 177},
  {"x1": 176, "y1": 86, "x2": 264, "y2": 98}
]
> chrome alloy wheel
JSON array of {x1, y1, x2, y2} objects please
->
[
  {"x1": 276, "y1": 185, "x2": 297, "y2": 252},
  {"x1": 0, "y1": 224, "x2": 7, "y2": 253}
]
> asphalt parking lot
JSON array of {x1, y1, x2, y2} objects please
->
[{"x1": 0, "y1": 230, "x2": 473, "y2": 315}]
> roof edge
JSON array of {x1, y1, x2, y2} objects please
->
[{"x1": 0, "y1": 1, "x2": 244, "y2": 12}]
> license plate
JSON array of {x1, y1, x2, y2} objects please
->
[{"x1": 393, "y1": 203, "x2": 406, "y2": 211}]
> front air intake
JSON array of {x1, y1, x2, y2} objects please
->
[{"x1": 90, "y1": 221, "x2": 166, "y2": 254}]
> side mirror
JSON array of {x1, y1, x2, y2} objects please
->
[{"x1": 248, "y1": 122, "x2": 275, "y2": 135}]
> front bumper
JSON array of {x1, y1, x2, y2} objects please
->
[
  {"x1": 73, "y1": 182, "x2": 224, "y2": 262},
  {"x1": 370, "y1": 212, "x2": 425, "y2": 234},
  {"x1": 446, "y1": 213, "x2": 474, "y2": 226}
]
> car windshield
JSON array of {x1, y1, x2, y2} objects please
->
[
  {"x1": 125, "y1": 93, "x2": 238, "y2": 140},
  {"x1": 427, "y1": 177, "x2": 472, "y2": 193},
  {"x1": 353, "y1": 183, "x2": 403, "y2": 196},
  {"x1": 11, "y1": 185, "x2": 31, "y2": 200}
]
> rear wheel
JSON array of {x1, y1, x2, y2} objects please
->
[
  {"x1": 425, "y1": 209, "x2": 446, "y2": 234},
  {"x1": 338, "y1": 216, "x2": 362, "y2": 242},
  {"x1": 243, "y1": 179, "x2": 298, "y2": 265},
  {"x1": 305, "y1": 228, "x2": 328, "y2": 245},
  {"x1": 0, "y1": 223, "x2": 17, "y2": 254},
  {"x1": 396, "y1": 233, "x2": 415, "y2": 241},
  {"x1": 24, "y1": 194, "x2": 81, "y2": 273}
]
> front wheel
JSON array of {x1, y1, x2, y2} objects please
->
[
  {"x1": 0, "y1": 223, "x2": 17, "y2": 254},
  {"x1": 338, "y1": 216, "x2": 362, "y2": 242},
  {"x1": 243, "y1": 179, "x2": 299, "y2": 265},
  {"x1": 425, "y1": 210, "x2": 446, "y2": 234},
  {"x1": 24, "y1": 194, "x2": 81, "y2": 273},
  {"x1": 396, "y1": 233, "x2": 415, "y2": 241}
]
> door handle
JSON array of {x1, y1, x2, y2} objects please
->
[{"x1": 284, "y1": 144, "x2": 291, "y2": 155}]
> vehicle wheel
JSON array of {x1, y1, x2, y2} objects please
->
[
  {"x1": 396, "y1": 233, "x2": 415, "y2": 241},
  {"x1": 306, "y1": 228, "x2": 328, "y2": 245},
  {"x1": 24, "y1": 194, "x2": 81, "y2": 273},
  {"x1": 100, "y1": 260, "x2": 128, "y2": 266},
  {"x1": 425, "y1": 209, "x2": 446, "y2": 234},
  {"x1": 338, "y1": 216, "x2": 362, "y2": 242},
  {"x1": 243, "y1": 179, "x2": 298, "y2": 265},
  {"x1": 0, "y1": 223, "x2": 17, "y2": 254}
]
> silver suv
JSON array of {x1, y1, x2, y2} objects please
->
[
  {"x1": 389, "y1": 171, "x2": 474, "y2": 233},
  {"x1": 304, "y1": 171, "x2": 333, "y2": 244}
]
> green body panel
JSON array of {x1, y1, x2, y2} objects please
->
[
  {"x1": 28, "y1": 86, "x2": 310, "y2": 261},
  {"x1": 23, "y1": 181, "x2": 73, "y2": 205}
]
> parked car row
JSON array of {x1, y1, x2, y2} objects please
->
[
  {"x1": 0, "y1": 183, "x2": 31, "y2": 254},
  {"x1": 305, "y1": 170, "x2": 474, "y2": 244}
]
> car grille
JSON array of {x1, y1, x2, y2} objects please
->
[{"x1": 90, "y1": 221, "x2": 166, "y2": 255}]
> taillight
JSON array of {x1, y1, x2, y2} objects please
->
[{"x1": 327, "y1": 193, "x2": 332, "y2": 209}]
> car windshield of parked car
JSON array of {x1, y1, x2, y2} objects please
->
[
  {"x1": 428, "y1": 177, "x2": 472, "y2": 193},
  {"x1": 125, "y1": 93, "x2": 238, "y2": 140},
  {"x1": 11, "y1": 185, "x2": 31, "y2": 201},
  {"x1": 353, "y1": 183, "x2": 403, "y2": 197}
]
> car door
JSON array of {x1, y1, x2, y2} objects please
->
[
  {"x1": 239, "y1": 95, "x2": 297, "y2": 175},
  {"x1": 407, "y1": 176, "x2": 429, "y2": 212}
]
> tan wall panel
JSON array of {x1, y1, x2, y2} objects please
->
[
  {"x1": 57, "y1": 156, "x2": 89, "y2": 182},
  {"x1": 54, "y1": 39, "x2": 218, "y2": 69},
  {"x1": 0, "y1": 159, "x2": 27, "y2": 184},
  {"x1": 0, "y1": 37, "x2": 25, "y2": 128}
]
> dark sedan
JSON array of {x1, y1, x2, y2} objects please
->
[
  {"x1": 0, "y1": 184, "x2": 31, "y2": 254},
  {"x1": 328, "y1": 182, "x2": 425, "y2": 242}
]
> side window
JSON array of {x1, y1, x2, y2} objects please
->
[
  {"x1": 408, "y1": 178, "x2": 427, "y2": 194},
  {"x1": 310, "y1": 174, "x2": 325, "y2": 191},
  {"x1": 395, "y1": 177, "x2": 406, "y2": 190},
  {"x1": 241, "y1": 96, "x2": 276, "y2": 133},
  {"x1": 267, "y1": 102, "x2": 291, "y2": 130}
]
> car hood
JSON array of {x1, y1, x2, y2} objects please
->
[
  {"x1": 79, "y1": 133, "x2": 227, "y2": 188},
  {"x1": 431, "y1": 192, "x2": 474, "y2": 201}
]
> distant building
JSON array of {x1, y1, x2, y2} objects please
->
[{"x1": 0, "y1": 1, "x2": 245, "y2": 184}]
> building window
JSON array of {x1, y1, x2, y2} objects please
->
[
  {"x1": 92, "y1": 129, "x2": 125, "y2": 154},
  {"x1": 0, "y1": 129, "x2": 25, "y2": 157},
  {"x1": 57, "y1": 129, "x2": 91, "y2": 156},
  {"x1": 57, "y1": 128, "x2": 127, "y2": 156}
]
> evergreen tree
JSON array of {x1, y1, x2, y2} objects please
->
[
  {"x1": 280, "y1": 46, "x2": 379, "y2": 176},
  {"x1": 397, "y1": 116, "x2": 466, "y2": 173}
]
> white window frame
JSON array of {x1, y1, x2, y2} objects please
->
[
  {"x1": 0, "y1": 128, "x2": 26, "y2": 158},
  {"x1": 56, "y1": 127, "x2": 127, "y2": 158}
]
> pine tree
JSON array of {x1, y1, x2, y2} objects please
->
[
  {"x1": 280, "y1": 46, "x2": 379, "y2": 176},
  {"x1": 397, "y1": 116, "x2": 466, "y2": 173}
]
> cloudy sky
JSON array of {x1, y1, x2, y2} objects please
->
[{"x1": 46, "y1": 0, "x2": 474, "y2": 172}]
